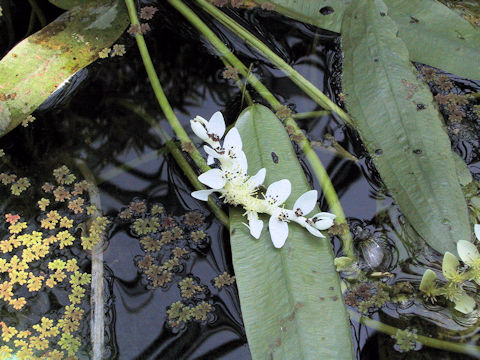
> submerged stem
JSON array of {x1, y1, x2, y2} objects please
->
[
  {"x1": 119, "y1": 102, "x2": 230, "y2": 227},
  {"x1": 195, "y1": 0, "x2": 352, "y2": 126},
  {"x1": 168, "y1": 0, "x2": 355, "y2": 259},
  {"x1": 124, "y1": 0, "x2": 210, "y2": 173},
  {"x1": 349, "y1": 310, "x2": 480, "y2": 357},
  {"x1": 74, "y1": 159, "x2": 104, "y2": 360}
]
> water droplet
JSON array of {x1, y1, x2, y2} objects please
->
[
  {"x1": 413, "y1": 149, "x2": 422, "y2": 155},
  {"x1": 360, "y1": 238, "x2": 384, "y2": 269}
]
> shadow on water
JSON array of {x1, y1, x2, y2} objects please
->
[{"x1": 1, "y1": 0, "x2": 480, "y2": 359}]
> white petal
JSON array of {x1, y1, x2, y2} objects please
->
[
  {"x1": 204, "y1": 145, "x2": 222, "y2": 159},
  {"x1": 269, "y1": 216, "x2": 289, "y2": 248},
  {"x1": 206, "y1": 111, "x2": 226, "y2": 138},
  {"x1": 247, "y1": 213, "x2": 263, "y2": 239},
  {"x1": 312, "y1": 218, "x2": 334, "y2": 230},
  {"x1": 248, "y1": 168, "x2": 266, "y2": 188},
  {"x1": 293, "y1": 190, "x2": 318, "y2": 217},
  {"x1": 474, "y1": 224, "x2": 480, "y2": 242},
  {"x1": 454, "y1": 291, "x2": 476, "y2": 314},
  {"x1": 191, "y1": 120, "x2": 209, "y2": 141},
  {"x1": 191, "y1": 189, "x2": 216, "y2": 201},
  {"x1": 265, "y1": 179, "x2": 291, "y2": 205},
  {"x1": 234, "y1": 150, "x2": 248, "y2": 173},
  {"x1": 442, "y1": 252, "x2": 460, "y2": 281},
  {"x1": 194, "y1": 115, "x2": 208, "y2": 126},
  {"x1": 198, "y1": 169, "x2": 226, "y2": 189},
  {"x1": 311, "y1": 212, "x2": 336, "y2": 220},
  {"x1": 306, "y1": 224, "x2": 325, "y2": 238},
  {"x1": 457, "y1": 240, "x2": 479, "y2": 266},
  {"x1": 223, "y1": 127, "x2": 242, "y2": 151},
  {"x1": 207, "y1": 155, "x2": 215, "y2": 165},
  {"x1": 419, "y1": 269, "x2": 437, "y2": 293}
]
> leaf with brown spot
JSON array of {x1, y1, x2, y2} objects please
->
[{"x1": 0, "y1": 0, "x2": 129, "y2": 137}]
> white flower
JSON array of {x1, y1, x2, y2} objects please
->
[
  {"x1": 269, "y1": 208, "x2": 290, "y2": 248},
  {"x1": 264, "y1": 179, "x2": 291, "y2": 206},
  {"x1": 244, "y1": 211, "x2": 263, "y2": 239},
  {"x1": 457, "y1": 224, "x2": 480, "y2": 267},
  {"x1": 191, "y1": 111, "x2": 225, "y2": 145},
  {"x1": 190, "y1": 111, "x2": 337, "y2": 249}
]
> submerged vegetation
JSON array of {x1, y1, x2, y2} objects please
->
[{"x1": 0, "y1": 0, "x2": 480, "y2": 359}]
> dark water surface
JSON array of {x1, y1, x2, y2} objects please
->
[{"x1": 1, "y1": 0, "x2": 480, "y2": 359}]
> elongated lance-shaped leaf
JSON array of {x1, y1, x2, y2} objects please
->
[
  {"x1": 0, "y1": 0, "x2": 129, "y2": 137},
  {"x1": 341, "y1": 0, "x2": 471, "y2": 255},
  {"x1": 230, "y1": 104, "x2": 354, "y2": 360},
  {"x1": 255, "y1": 0, "x2": 480, "y2": 80}
]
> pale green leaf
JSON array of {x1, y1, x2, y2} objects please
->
[
  {"x1": 0, "y1": 0, "x2": 129, "y2": 137},
  {"x1": 230, "y1": 104, "x2": 354, "y2": 360},
  {"x1": 342, "y1": 0, "x2": 470, "y2": 255}
]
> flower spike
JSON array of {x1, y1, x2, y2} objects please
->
[{"x1": 190, "y1": 111, "x2": 335, "y2": 247}]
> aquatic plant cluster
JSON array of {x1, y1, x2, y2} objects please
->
[
  {"x1": 0, "y1": 165, "x2": 110, "y2": 359},
  {"x1": 420, "y1": 224, "x2": 480, "y2": 314},
  {"x1": 119, "y1": 200, "x2": 236, "y2": 331},
  {"x1": 190, "y1": 112, "x2": 336, "y2": 248}
]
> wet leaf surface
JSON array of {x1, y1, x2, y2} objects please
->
[
  {"x1": 342, "y1": 0, "x2": 471, "y2": 255},
  {"x1": 230, "y1": 104, "x2": 354, "y2": 360}
]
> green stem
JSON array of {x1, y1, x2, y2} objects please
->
[
  {"x1": 349, "y1": 310, "x2": 480, "y2": 357},
  {"x1": 157, "y1": 126, "x2": 230, "y2": 228},
  {"x1": 168, "y1": 0, "x2": 355, "y2": 260},
  {"x1": 195, "y1": 0, "x2": 352, "y2": 127},
  {"x1": 124, "y1": 0, "x2": 210, "y2": 173},
  {"x1": 27, "y1": 0, "x2": 47, "y2": 27},
  {"x1": 292, "y1": 110, "x2": 331, "y2": 120}
]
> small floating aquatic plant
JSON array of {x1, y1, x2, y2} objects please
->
[
  {"x1": 190, "y1": 111, "x2": 335, "y2": 248},
  {"x1": 420, "y1": 224, "x2": 480, "y2": 314}
]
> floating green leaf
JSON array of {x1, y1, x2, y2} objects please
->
[
  {"x1": 256, "y1": 0, "x2": 480, "y2": 80},
  {"x1": 48, "y1": 0, "x2": 96, "y2": 10},
  {"x1": 0, "y1": 0, "x2": 129, "y2": 137},
  {"x1": 230, "y1": 104, "x2": 354, "y2": 360},
  {"x1": 342, "y1": 0, "x2": 471, "y2": 255}
]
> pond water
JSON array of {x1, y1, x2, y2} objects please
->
[{"x1": 1, "y1": 1, "x2": 480, "y2": 359}]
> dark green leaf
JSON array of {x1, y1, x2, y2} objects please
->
[
  {"x1": 257, "y1": 0, "x2": 480, "y2": 79},
  {"x1": 230, "y1": 104, "x2": 354, "y2": 360},
  {"x1": 342, "y1": 0, "x2": 471, "y2": 255}
]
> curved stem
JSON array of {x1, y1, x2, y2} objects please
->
[
  {"x1": 118, "y1": 102, "x2": 230, "y2": 227},
  {"x1": 124, "y1": 0, "x2": 210, "y2": 173},
  {"x1": 292, "y1": 110, "x2": 331, "y2": 120},
  {"x1": 27, "y1": 0, "x2": 47, "y2": 27},
  {"x1": 168, "y1": 0, "x2": 355, "y2": 259},
  {"x1": 349, "y1": 310, "x2": 480, "y2": 357},
  {"x1": 156, "y1": 125, "x2": 230, "y2": 227},
  {"x1": 195, "y1": 0, "x2": 352, "y2": 126}
]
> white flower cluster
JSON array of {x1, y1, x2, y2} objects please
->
[{"x1": 190, "y1": 111, "x2": 335, "y2": 248}]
